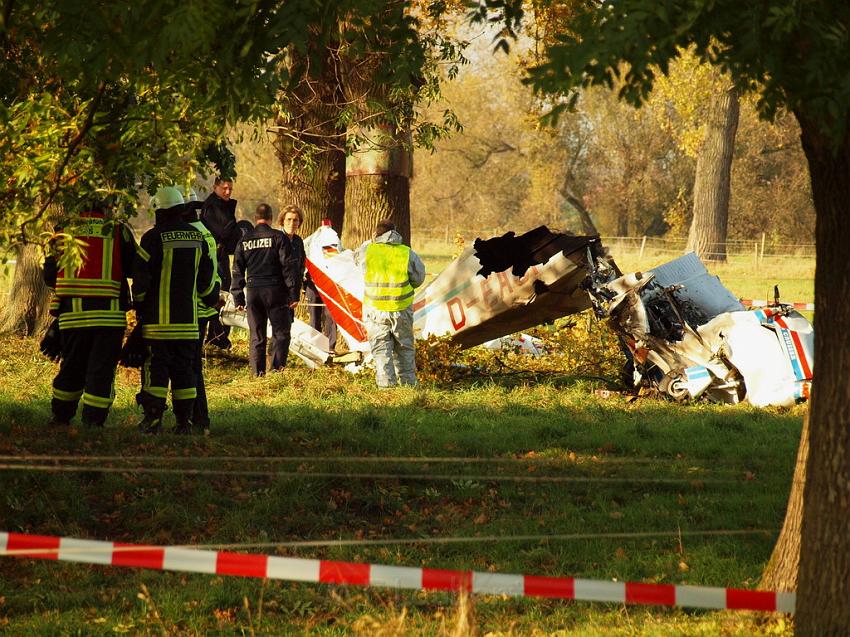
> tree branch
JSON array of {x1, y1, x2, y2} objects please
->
[{"x1": 19, "y1": 81, "x2": 107, "y2": 242}]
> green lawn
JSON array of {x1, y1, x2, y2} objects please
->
[{"x1": 0, "y1": 333, "x2": 802, "y2": 635}]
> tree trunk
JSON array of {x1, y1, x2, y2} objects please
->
[
  {"x1": 791, "y1": 116, "x2": 850, "y2": 635},
  {"x1": 0, "y1": 243, "x2": 51, "y2": 336},
  {"x1": 339, "y1": 3, "x2": 412, "y2": 249},
  {"x1": 342, "y1": 173, "x2": 411, "y2": 248},
  {"x1": 686, "y1": 85, "x2": 740, "y2": 262},
  {"x1": 560, "y1": 187, "x2": 600, "y2": 236},
  {"x1": 275, "y1": 46, "x2": 346, "y2": 237},
  {"x1": 278, "y1": 141, "x2": 346, "y2": 237},
  {"x1": 616, "y1": 210, "x2": 629, "y2": 237},
  {"x1": 760, "y1": 411, "x2": 808, "y2": 592}
]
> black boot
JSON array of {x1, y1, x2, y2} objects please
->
[
  {"x1": 81, "y1": 406, "x2": 106, "y2": 428},
  {"x1": 171, "y1": 419, "x2": 193, "y2": 435},
  {"x1": 47, "y1": 415, "x2": 71, "y2": 428},
  {"x1": 137, "y1": 412, "x2": 163, "y2": 434}
]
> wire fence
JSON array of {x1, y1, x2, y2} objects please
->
[{"x1": 412, "y1": 229, "x2": 815, "y2": 258}]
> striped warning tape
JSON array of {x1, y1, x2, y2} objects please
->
[
  {"x1": 741, "y1": 299, "x2": 814, "y2": 311},
  {"x1": 0, "y1": 531, "x2": 794, "y2": 614}
]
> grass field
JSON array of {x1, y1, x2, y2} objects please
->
[{"x1": 0, "y1": 328, "x2": 803, "y2": 635}]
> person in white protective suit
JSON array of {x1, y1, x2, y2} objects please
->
[{"x1": 355, "y1": 220, "x2": 426, "y2": 387}]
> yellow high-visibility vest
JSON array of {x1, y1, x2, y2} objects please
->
[{"x1": 364, "y1": 243, "x2": 414, "y2": 311}]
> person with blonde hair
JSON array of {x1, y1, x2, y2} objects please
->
[{"x1": 279, "y1": 206, "x2": 339, "y2": 353}]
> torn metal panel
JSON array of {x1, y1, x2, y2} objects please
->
[
  {"x1": 413, "y1": 227, "x2": 605, "y2": 349},
  {"x1": 220, "y1": 295, "x2": 331, "y2": 368},
  {"x1": 649, "y1": 253, "x2": 744, "y2": 323}
]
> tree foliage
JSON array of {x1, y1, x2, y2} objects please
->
[{"x1": 0, "y1": 0, "x2": 455, "y2": 265}]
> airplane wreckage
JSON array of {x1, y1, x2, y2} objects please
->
[{"x1": 222, "y1": 224, "x2": 813, "y2": 408}]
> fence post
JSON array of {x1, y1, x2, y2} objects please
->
[
  {"x1": 760, "y1": 232, "x2": 766, "y2": 265},
  {"x1": 754, "y1": 241, "x2": 759, "y2": 271},
  {"x1": 638, "y1": 235, "x2": 647, "y2": 264}
]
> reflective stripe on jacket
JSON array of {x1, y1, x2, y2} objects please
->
[
  {"x1": 364, "y1": 243, "x2": 414, "y2": 311},
  {"x1": 190, "y1": 220, "x2": 220, "y2": 319},
  {"x1": 133, "y1": 217, "x2": 219, "y2": 341}
]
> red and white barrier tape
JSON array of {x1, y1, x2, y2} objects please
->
[
  {"x1": 0, "y1": 531, "x2": 794, "y2": 614},
  {"x1": 741, "y1": 299, "x2": 814, "y2": 311}
]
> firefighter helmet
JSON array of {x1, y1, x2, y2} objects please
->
[{"x1": 151, "y1": 186, "x2": 184, "y2": 211}]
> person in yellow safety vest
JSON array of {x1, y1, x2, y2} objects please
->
[{"x1": 355, "y1": 220, "x2": 426, "y2": 388}]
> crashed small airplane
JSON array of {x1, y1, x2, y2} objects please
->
[
  {"x1": 222, "y1": 224, "x2": 813, "y2": 408},
  {"x1": 583, "y1": 251, "x2": 813, "y2": 407}
]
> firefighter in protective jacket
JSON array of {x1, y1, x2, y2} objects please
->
[
  {"x1": 43, "y1": 207, "x2": 138, "y2": 427},
  {"x1": 133, "y1": 187, "x2": 219, "y2": 434}
]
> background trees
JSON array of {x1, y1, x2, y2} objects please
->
[{"x1": 410, "y1": 30, "x2": 811, "y2": 245}]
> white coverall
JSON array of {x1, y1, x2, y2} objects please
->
[{"x1": 355, "y1": 230, "x2": 426, "y2": 387}]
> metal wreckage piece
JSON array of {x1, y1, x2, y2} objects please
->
[
  {"x1": 582, "y1": 251, "x2": 813, "y2": 407},
  {"x1": 221, "y1": 223, "x2": 813, "y2": 407}
]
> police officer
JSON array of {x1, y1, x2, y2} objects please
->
[
  {"x1": 43, "y1": 206, "x2": 138, "y2": 427},
  {"x1": 200, "y1": 176, "x2": 239, "y2": 349},
  {"x1": 133, "y1": 187, "x2": 219, "y2": 434},
  {"x1": 182, "y1": 189, "x2": 221, "y2": 435},
  {"x1": 231, "y1": 203, "x2": 301, "y2": 376},
  {"x1": 355, "y1": 220, "x2": 426, "y2": 388}
]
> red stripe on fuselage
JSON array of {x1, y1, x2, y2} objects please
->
[
  {"x1": 305, "y1": 259, "x2": 367, "y2": 342},
  {"x1": 774, "y1": 317, "x2": 813, "y2": 379}
]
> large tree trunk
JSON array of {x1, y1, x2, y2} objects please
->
[
  {"x1": 760, "y1": 411, "x2": 808, "y2": 592},
  {"x1": 342, "y1": 172, "x2": 411, "y2": 248},
  {"x1": 791, "y1": 117, "x2": 850, "y2": 635},
  {"x1": 339, "y1": 4, "x2": 412, "y2": 249},
  {"x1": 278, "y1": 139, "x2": 346, "y2": 238},
  {"x1": 275, "y1": 46, "x2": 346, "y2": 237},
  {"x1": 686, "y1": 85, "x2": 740, "y2": 262},
  {"x1": 0, "y1": 243, "x2": 51, "y2": 336}
]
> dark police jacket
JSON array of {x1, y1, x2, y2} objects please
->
[
  {"x1": 200, "y1": 193, "x2": 241, "y2": 256},
  {"x1": 230, "y1": 222, "x2": 301, "y2": 307},
  {"x1": 133, "y1": 208, "x2": 220, "y2": 341}
]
